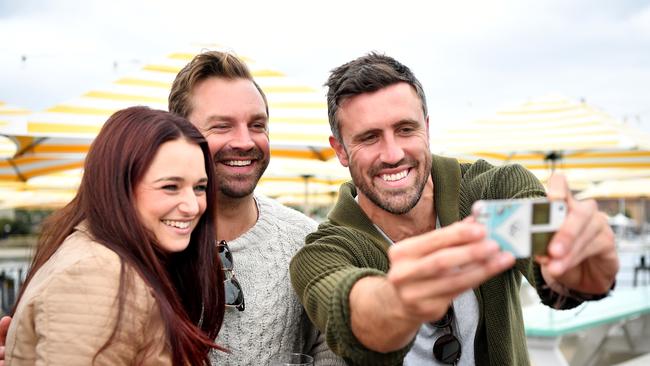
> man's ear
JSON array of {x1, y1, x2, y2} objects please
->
[{"x1": 329, "y1": 136, "x2": 349, "y2": 167}]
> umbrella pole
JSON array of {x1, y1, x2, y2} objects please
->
[
  {"x1": 619, "y1": 197, "x2": 626, "y2": 215},
  {"x1": 301, "y1": 174, "x2": 313, "y2": 217},
  {"x1": 639, "y1": 197, "x2": 648, "y2": 235}
]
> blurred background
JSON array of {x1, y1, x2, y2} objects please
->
[{"x1": 2, "y1": 1, "x2": 650, "y2": 364}]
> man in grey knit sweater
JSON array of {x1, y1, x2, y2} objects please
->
[
  {"x1": 290, "y1": 53, "x2": 619, "y2": 365},
  {"x1": 166, "y1": 51, "x2": 344, "y2": 365}
]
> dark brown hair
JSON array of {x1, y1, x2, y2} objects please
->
[
  {"x1": 325, "y1": 52, "x2": 428, "y2": 142},
  {"x1": 14, "y1": 106, "x2": 225, "y2": 365},
  {"x1": 168, "y1": 50, "x2": 268, "y2": 118}
]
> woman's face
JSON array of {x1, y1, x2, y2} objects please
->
[{"x1": 134, "y1": 138, "x2": 208, "y2": 253}]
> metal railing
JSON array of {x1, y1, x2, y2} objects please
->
[{"x1": 0, "y1": 261, "x2": 30, "y2": 315}]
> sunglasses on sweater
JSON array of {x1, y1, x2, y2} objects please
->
[
  {"x1": 431, "y1": 305, "x2": 461, "y2": 365},
  {"x1": 218, "y1": 240, "x2": 245, "y2": 311}
]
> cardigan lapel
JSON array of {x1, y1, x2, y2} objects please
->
[
  {"x1": 431, "y1": 154, "x2": 461, "y2": 227},
  {"x1": 328, "y1": 182, "x2": 391, "y2": 248}
]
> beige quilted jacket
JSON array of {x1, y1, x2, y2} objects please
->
[{"x1": 6, "y1": 227, "x2": 171, "y2": 365}]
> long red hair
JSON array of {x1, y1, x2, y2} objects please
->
[{"x1": 14, "y1": 106, "x2": 225, "y2": 365}]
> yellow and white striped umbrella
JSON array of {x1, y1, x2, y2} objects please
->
[
  {"x1": 431, "y1": 95, "x2": 650, "y2": 170},
  {"x1": 0, "y1": 134, "x2": 90, "y2": 182},
  {"x1": 577, "y1": 178, "x2": 650, "y2": 199},
  {"x1": 1, "y1": 102, "x2": 89, "y2": 181},
  {"x1": 0, "y1": 186, "x2": 76, "y2": 209},
  {"x1": 275, "y1": 192, "x2": 341, "y2": 209},
  {"x1": 0, "y1": 101, "x2": 29, "y2": 157},
  {"x1": 0, "y1": 169, "x2": 80, "y2": 208},
  {"x1": 256, "y1": 157, "x2": 351, "y2": 212},
  {"x1": 0, "y1": 154, "x2": 85, "y2": 182},
  {"x1": 257, "y1": 157, "x2": 349, "y2": 197},
  {"x1": 0, "y1": 102, "x2": 29, "y2": 134},
  {"x1": 24, "y1": 44, "x2": 335, "y2": 161},
  {"x1": 2, "y1": 156, "x2": 351, "y2": 209},
  {"x1": 530, "y1": 168, "x2": 650, "y2": 192}
]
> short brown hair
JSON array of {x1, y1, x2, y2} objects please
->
[
  {"x1": 325, "y1": 52, "x2": 428, "y2": 142},
  {"x1": 168, "y1": 51, "x2": 268, "y2": 118}
]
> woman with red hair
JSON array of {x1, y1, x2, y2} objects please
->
[{"x1": 5, "y1": 106, "x2": 225, "y2": 365}]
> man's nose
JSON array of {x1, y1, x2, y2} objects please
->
[
  {"x1": 380, "y1": 134, "x2": 405, "y2": 164},
  {"x1": 229, "y1": 127, "x2": 255, "y2": 150}
]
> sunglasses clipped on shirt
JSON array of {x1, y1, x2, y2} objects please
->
[
  {"x1": 218, "y1": 240, "x2": 245, "y2": 311},
  {"x1": 431, "y1": 305, "x2": 461, "y2": 365}
]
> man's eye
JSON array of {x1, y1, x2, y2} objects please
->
[
  {"x1": 361, "y1": 135, "x2": 378, "y2": 143},
  {"x1": 251, "y1": 122, "x2": 267, "y2": 131}
]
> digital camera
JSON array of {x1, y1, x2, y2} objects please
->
[{"x1": 471, "y1": 198, "x2": 567, "y2": 258}]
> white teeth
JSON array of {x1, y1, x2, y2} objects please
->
[
  {"x1": 225, "y1": 160, "x2": 252, "y2": 166},
  {"x1": 162, "y1": 220, "x2": 190, "y2": 229},
  {"x1": 382, "y1": 170, "x2": 408, "y2": 182}
]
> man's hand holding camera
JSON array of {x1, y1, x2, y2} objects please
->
[
  {"x1": 539, "y1": 173, "x2": 619, "y2": 296},
  {"x1": 349, "y1": 220, "x2": 514, "y2": 352},
  {"x1": 387, "y1": 220, "x2": 514, "y2": 323}
]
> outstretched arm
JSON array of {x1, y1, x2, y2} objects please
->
[{"x1": 292, "y1": 219, "x2": 514, "y2": 364}]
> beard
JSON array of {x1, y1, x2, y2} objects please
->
[
  {"x1": 350, "y1": 154, "x2": 431, "y2": 215},
  {"x1": 213, "y1": 147, "x2": 270, "y2": 199}
]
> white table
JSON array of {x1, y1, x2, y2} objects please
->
[{"x1": 523, "y1": 287, "x2": 650, "y2": 366}]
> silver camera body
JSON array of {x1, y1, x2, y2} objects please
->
[{"x1": 472, "y1": 198, "x2": 567, "y2": 258}]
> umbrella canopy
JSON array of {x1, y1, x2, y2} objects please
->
[
  {"x1": 577, "y1": 178, "x2": 650, "y2": 199},
  {"x1": 1, "y1": 45, "x2": 339, "y2": 183},
  {"x1": 431, "y1": 95, "x2": 650, "y2": 170},
  {"x1": 0, "y1": 155, "x2": 84, "y2": 182},
  {"x1": 258, "y1": 157, "x2": 349, "y2": 203},
  {"x1": 1, "y1": 102, "x2": 89, "y2": 181},
  {"x1": 0, "y1": 169, "x2": 80, "y2": 209},
  {"x1": 0, "y1": 156, "x2": 352, "y2": 209},
  {"x1": 0, "y1": 101, "x2": 29, "y2": 157},
  {"x1": 22, "y1": 44, "x2": 335, "y2": 161},
  {"x1": 530, "y1": 168, "x2": 650, "y2": 192},
  {"x1": 0, "y1": 101, "x2": 29, "y2": 135},
  {"x1": 0, "y1": 186, "x2": 76, "y2": 209}
]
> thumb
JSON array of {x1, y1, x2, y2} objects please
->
[{"x1": 546, "y1": 172, "x2": 572, "y2": 203}]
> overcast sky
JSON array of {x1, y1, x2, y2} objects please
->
[{"x1": 1, "y1": 0, "x2": 649, "y2": 132}]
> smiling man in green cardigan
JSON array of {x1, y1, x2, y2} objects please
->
[{"x1": 290, "y1": 53, "x2": 619, "y2": 366}]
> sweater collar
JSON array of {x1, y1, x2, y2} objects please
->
[{"x1": 328, "y1": 154, "x2": 461, "y2": 245}]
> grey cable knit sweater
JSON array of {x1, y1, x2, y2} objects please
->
[{"x1": 210, "y1": 195, "x2": 345, "y2": 366}]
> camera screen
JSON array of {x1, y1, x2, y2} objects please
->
[{"x1": 532, "y1": 202, "x2": 550, "y2": 225}]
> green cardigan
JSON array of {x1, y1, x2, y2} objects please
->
[{"x1": 290, "y1": 155, "x2": 579, "y2": 366}]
